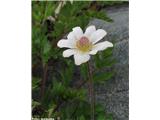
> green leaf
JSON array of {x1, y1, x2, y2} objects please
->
[
  {"x1": 53, "y1": 21, "x2": 64, "y2": 39},
  {"x1": 58, "y1": 62, "x2": 74, "y2": 86},
  {"x1": 95, "y1": 104, "x2": 107, "y2": 120},
  {"x1": 43, "y1": 41, "x2": 51, "y2": 54},
  {"x1": 86, "y1": 10, "x2": 113, "y2": 22},
  {"x1": 42, "y1": 40, "x2": 52, "y2": 64},
  {"x1": 53, "y1": 82, "x2": 65, "y2": 96},
  {"x1": 96, "y1": 104, "x2": 104, "y2": 113},
  {"x1": 97, "y1": 114, "x2": 106, "y2": 120},
  {"x1": 93, "y1": 72, "x2": 114, "y2": 83},
  {"x1": 44, "y1": 2, "x2": 56, "y2": 19},
  {"x1": 32, "y1": 77, "x2": 40, "y2": 90},
  {"x1": 79, "y1": 115, "x2": 85, "y2": 120},
  {"x1": 80, "y1": 63, "x2": 88, "y2": 80},
  {"x1": 106, "y1": 114, "x2": 114, "y2": 120},
  {"x1": 94, "y1": 47, "x2": 115, "y2": 69},
  {"x1": 48, "y1": 103, "x2": 56, "y2": 117},
  {"x1": 32, "y1": 100, "x2": 40, "y2": 110}
]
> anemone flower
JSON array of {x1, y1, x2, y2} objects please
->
[{"x1": 57, "y1": 25, "x2": 113, "y2": 65}]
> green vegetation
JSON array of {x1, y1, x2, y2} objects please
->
[{"x1": 32, "y1": 1, "x2": 122, "y2": 119}]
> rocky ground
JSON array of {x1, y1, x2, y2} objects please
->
[{"x1": 89, "y1": 4, "x2": 129, "y2": 120}]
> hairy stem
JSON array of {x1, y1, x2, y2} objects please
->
[{"x1": 87, "y1": 61, "x2": 95, "y2": 120}]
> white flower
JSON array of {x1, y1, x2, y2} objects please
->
[{"x1": 57, "y1": 26, "x2": 113, "y2": 65}]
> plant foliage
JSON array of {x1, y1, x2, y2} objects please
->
[{"x1": 32, "y1": 1, "x2": 121, "y2": 119}]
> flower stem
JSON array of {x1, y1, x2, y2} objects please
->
[{"x1": 87, "y1": 61, "x2": 95, "y2": 120}]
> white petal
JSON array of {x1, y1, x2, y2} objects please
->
[
  {"x1": 89, "y1": 50, "x2": 98, "y2": 55},
  {"x1": 90, "y1": 29, "x2": 107, "y2": 44},
  {"x1": 92, "y1": 41, "x2": 113, "y2": 52},
  {"x1": 57, "y1": 39, "x2": 75, "y2": 48},
  {"x1": 84, "y1": 25, "x2": 96, "y2": 37},
  {"x1": 67, "y1": 32, "x2": 76, "y2": 41},
  {"x1": 72, "y1": 26, "x2": 83, "y2": 40},
  {"x1": 63, "y1": 49, "x2": 76, "y2": 57},
  {"x1": 74, "y1": 53, "x2": 90, "y2": 65}
]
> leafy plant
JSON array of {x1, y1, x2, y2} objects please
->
[{"x1": 32, "y1": 1, "x2": 119, "y2": 119}]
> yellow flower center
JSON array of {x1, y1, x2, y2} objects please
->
[{"x1": 76, "y1": 36, "x2": 92, "y2": 52}]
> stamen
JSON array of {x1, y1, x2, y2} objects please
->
[{"x1": 76, "y1": 36, "x2": 92, "y2": 52}]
